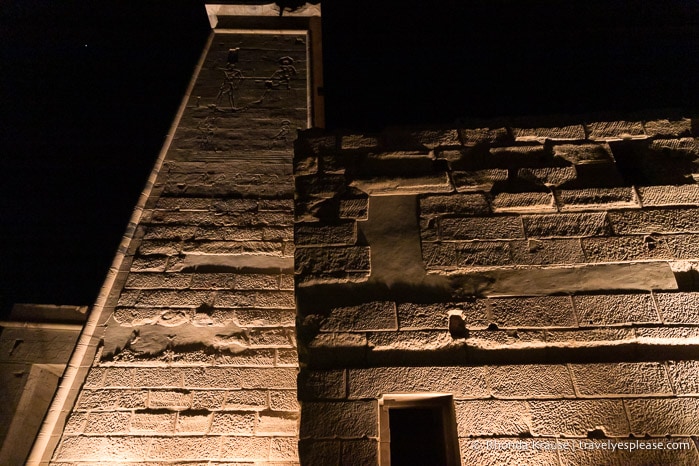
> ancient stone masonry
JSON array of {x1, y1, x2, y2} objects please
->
[
  {"x1": 47, "y1": 31, "x2": 309, "y2": 464},
  {"x1": 295, "y1": 119, "x2": 699, "y2": 464}
]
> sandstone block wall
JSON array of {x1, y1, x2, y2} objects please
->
[
  {"x1": 295, "y1": 119, "x2": 699, "y2": 464},
  {"x1": 49, "y1": 31, "x2": 309, "y2": 465}
]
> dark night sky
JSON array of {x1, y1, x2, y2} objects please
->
[{"x1": 1, "y1": 0, "x2": 699, "y2": 317}]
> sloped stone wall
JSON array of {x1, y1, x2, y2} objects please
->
[
  {"x1": 50, "y1": 32, "x2": 308, "y2": 465},
  {"x1": 295, "y1": 119, "x2": 699, "y2": 464}
]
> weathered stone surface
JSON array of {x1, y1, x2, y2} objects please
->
[
  {"x1": 581, "y1": 235, "x2": 673, "y2": 262},
  {"x1": 298, "y1": 370, "x2": 346, "y2": 401},
  {"x1": 587, "y1": 120, "x2": 645, "y2": 140},
  {"x1": 419, "y1": 193, "x2": 490, "y2": 216},
  {"x1": 490, "y1": 145, "x2": 549, "y2": 168},
  {"x1": 338, "y1": 196, "x2": 368, "y2": 219},
  {"x1": 455, "y1": 241, "x2": 512, "y2": 267},
  {"x1": 530, "y1": 399, "x2": 629, "y2": 437},
  {"x1": 130, "y1": 411, "x2": 176, "y2": 433},
  {"x1": 573, "y1": 293, "x2": 659, "y2": 326},
  {"x1": 638, "y1": 184, "x2": 699, "y2": 206},
  {"x1": 468, "y1": 329, "x2": 546, "y2": 347},
  {"x1": 666, "y1": 360, "x2": 699, "y2": 394},
  {"x1": 397, "y1": 301, "x2": 488, "y2": 330},
  {"x1": 517, "y1": 166, "x2": 578, "y2": 187},
  {"x1": 54, "y1": 436, "x2": 151, "y2": 462},
  {"x1": 77, "y1": 389, "x2": 147, "y2": 411},
  {"x1": 665, "y1": 233, "x2": 699, "y2": 258},
  {"x1": 341, "y1": 439, "x2": 379, "y2": 466},
  {"x1": 186, "y1": 367, "x2": 297, "y2": 390},
  {"x1": 270, "y1": 390, "x2": 301, "y2": 411},
  {"x1": 545, "y1": 327, "x2": 635, "y2": 343},
  {"x1": 320, "y1": 301, "x2": 398, "y2": 332},
  {"x1": 299, "y1": 401, "x2": 377, "y2": 438},
  {"x1": 441, "y1": 216, "x2": 525, "y2": 240},
  {"x1": 649, "y1": 137, "x2": 699, "y2": 155},
  {"x1": 626, "y1": 397, "x2": 699, "y2": 436},
  {"x1": 219, "y1": 436, "x2": 270, "y2": 461},
  {"x1": 452, "y1": 169, "x2": 508, "y2": 192},
  {"x1": 557, "y1": 187, "x2": 638, "y2": 210},
  {"x1": 348, "y1": 366, "x2": 488, "y2": 399},
  {"x1": 409, "y1": 129, "x2": 461, "y2": 148},
  {"x1": 84, "y1": 411, "x2": 132, "y2": 434},
  {"x1": 340, "y1": 134, "x2": 379, "y2": 150},
  {"x1": 367, "y1": 330, "x2": 453, "y2": 351},
  {"x1": 221, "y1": 390, "x2": 268, "y2": 411},
  {"x1": 510, "y1": 238, "x2": 585, "y2": 265},
  {"x1": 350, "y1": 172, "x2": 453, "y2": 195},
  {"x1": 523, "y1": 212, "x2": 609, "y2": 237},
  {"x1": 455, "y1": 400, "x2": 530, "y2": 436},
  {"x1": 298, "y1": 439, "x2": 340, "y2": 466},
  {"x1": 643, "y1": 118, "x2": 692, "y2": 137},
  {"x1": 492, "y1": 192, "x2": 556, "y2": 212},
  {"x1": 295, "y1": 246, "x2": 370, "y2": 274},
  {"x1": 488, "y1": 365, "x2": 575, "y2": 398},
  {"x1": 459, "y1": 438, "x2": 560, "y2": 466},
  {"x1": 176, "y1": 412, "x2": 212, "y2": 434},
  {"x1": 513, "y1": 124, "x2": 586, "y2": 142},
  {"x1": 458, "y1": 127, "x2": 511, "y2": 145},
  {"x1": 489, "y1": 296, "x2": 576, "y2": 328},
  {"x1": 295, "y1": 221, "x2": 356, "y2": 246},
  {"x1": 553, "y1": 143, "x2": 614, "y2": 164},
  {"x1": 421, "y1": 241, "x2": 457, "y2": 268},
  {"x1": 635, "y1": 326, "x2": 699, "y2": 339},
  {"x1": 209, "y1": 412, "x2": 256, "y2": 435},
  {"x1": 571, "y1": 362, "x2": 673, "y2": 396},
  {"x1": 558, "y1": 438, "x2": 699, "y2": 466},
  {"x1": 608, "y1": 208, "x2": 699, "y2": 234}
]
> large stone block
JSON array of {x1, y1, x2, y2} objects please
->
[
  {"x1": 298, "y1": 370, "x2": 346, "y2": 401},
  {"x1": 626, "y1": 397, "x2": 699, "y2": 436},
  {"x1": 348, "y1": 366, "x2": 488, "y2": 399},
  {"x1": 77, "y1": 389, "x2": 147, "y2": 411},
  {"x1": 186, "y1": 367, "x2": 297, "y2": 390},
  {"x1": 219, "y1": 436, "x2": 271, "y2": 461},
  {"x1": 553, "y1": 143, "x2": 614, "y2": 164},
  {"x1": 557, "y1": 187, "x2": 639, "y2": 211},
  {"x1": 638, "y1": 184, "x2": 699, "y2": 207},
  {"x1": 573, "y1": 293, "x2": 659, "y2": 326},
  {"x1": 570, "y1": 362, "x2": 673, "y2": 396},
  {"x1": 513, "y1": 124, "x2": 586, "y2": 142},
  {"x1": 295, "y1": 246, "x2": 370, "y2": 274},
  {"x1": 441, "y1": 216, "x2": 525, "y2": 240},
  {"x1": 130, "y1": 411, "x2": 176, "y2": 433},
  {"x1": 397, "y1": 301, "x2": 489, "y2": 330},
  {"x1": 586, "y1": 120, "x2": 645, "y2": 140},
  {"x1": 489, "y1": 296, "x2": 576, "y2": 328},
  {"x1": 643, "y1": 118, "x2": 692, "y2": 137},
  {"x1": 665, "y1": 233, "x2": 699, "y2": 259},
  {"x1": 298, "y1": 439, "x2": 341, "y2": 466},
  {"x1": 320, "y1": 301, "x2": 398, "y2": 332},
  {"x1": 666, "y1": 360, "x2": 699, "y2": 394},
  {"x1": 458, "y1": 127, "x2": 511, "y2": 145},
  {"x1": 257, "y1": 412, "x2": 299, "y2": 436},
  {"x1": 131, "y1": 368, "x2": 184, "y2": 389},
  {"x1": 490, "y1": 144, "x2": 549, "y2": 168},
  {"x1": 523, "y1": 212, "x2": 609, "y2": 238},
  {"x1": 419, "y1": 193, "x2": 490, "y2": 217},
  {"x1": 509, "y1": 238, "x2": 585, "y2": 265},
  {"x1": 454, "y1": 400, "x2": 530, "y2": 436},
  {"x1": 517, "y1": 166, "x2": 578, "y2": 187},
  {"x1": 608, "y1": 208, "x2": 699, "y2": 235},
  {"x1": 210, "y1": 412, "x2": 256, "y2": 435},
  {"x1": 148, "y1": 390, "x2": 192, "y2": 410},
  {"x1": 452, "y1": 169, "x2": 508, "y2": 192},
  {"x1": 530, "y1": 399, "x2": 629, "y2": 437},
  {"x1": 422, "y1": 241, "x2": 458, "y2": 268},
  {"x1": 299, "y1": 401, "x2": 377, "y2": 438},
  {"x1": 222, "y1": 390, "x2": 268, "y2": 410},
  {"x1": 581, "y1": 235, "x2": 673, "y2": 262},
  {"x1": 176, "y1": 411, "x2": 212, "y2": 434},
  {"x1": 83, "y1": 411, "x2": 132, "y2": 434},
  {"x1": 55, "y1": 436, "x2": 150, "y2": 462},
  {"x1": 295, "y1": 222, "x2": 357, "y2": 246},
  {"x1": 488, "y1": 365, "x2": 575, "y2": 398},
  {"x1": 492, "y1": 192, "x2": 556, "y2": 213}
]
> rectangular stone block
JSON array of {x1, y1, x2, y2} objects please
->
[
  {"x1": 235, "y1": 308, "x2": 296, "y2": 328},
  {"x1": 220, "y1": 436, "x2": 272, "y2": 461},
  {"x1": 349, "y1": 172, "x2": 453, "y2": 195},
  {"x1": 295, "y1": 222, "x2": 356, "y2": 246},
  {"x1": 367, "y1": 330, "x2": 452, "y2": 351},
  {"x1": 573, "y1": 293, "x2": 660, "y2": 326},
  {"x1": 492, "y1": 192, "x2": 556, "y2": 213},
  {"x1": 186, "y1": 368, "x2": 297, "y2": 390},
  {"x1": 608, "y1": 208, "x2": 699, "y2": 234},
  {"x1": 213, "y1": 291, "x2": 256, "y2": 308},
  {"x1": 488, "y1": 364, "x2": 575, "y2": 398},
  {"x1": 270, "y1": 390, "x2": 301, "y2": 411},
  {"x1": 513, "y1": 124, "x2": 586, "y2": 142},
  {"x1": 458, "y1": 127, "x2": 511, "y2": 145},
  {"x1": 130, "y1": 411, "x2": 175, "y2": 434},
  {"x1": 635, "y1": 326, "x2": 699, "y2": 340},
  {"x1": 257, "y1": 412, "x2": 299, "y2": 436},
  {"x1": 557, "y1": 187, "x2": 639, "y2": 210},
  {"x1": 626, "y1": 397, "x2": 699, "y2": 436},
  {"x1": 143, "y1": 225, "x2": 198, "y2": 241},
  {"x1": 299, "y1": 401, "x2": 377, "y2": 439},
  {"x1": 77, "y1": 389, "x2": 147, "y2": 411},
  {"x1": 253, "y1": 291, "x2": 295, "y2": 309},
  {"x1": 298, "y1": 439, "x2": 341, "y2": 466},
  {"x1": 441, "y1": 216, "x2": 525, "y2": 240},
  {"x1": 55, "y1": 436, "x2": 150, "y2": 462},
  {"x1": 452, "y1": 169, "x2": 508, "y2": 192},
  {"x1": 320, "y1": 301, "x2": 397, "y2": 332},
  {"x1": 510, "y1": 238, "x2": 585, "y2": 265},
  {"x1": 489, "y1": 144, "x2": 549, "y2": 167},
  {"x1": 530, "y1": 399, "x2": 629, "y2": 437},
  {"x1": 84, "y1": 411, "x2": 132, "y2": 434},
  {"x1": 194, "y1": 225, "x2": 264, "y2": 241},
  {"x1": 523, "y1": 212, "x2": 610, "y2": 238},
  {"x1": 586, "y1": 120, "x2": 645, "y2": 140},
  {"x1": 339, "y1": 196, "x2": 368, "y2": 219},
  {"x1": 124, "y1": 273, "x2": 193, "y2": 290},
  {"x1": 270, "y1": 437, "x2": 300, "y2": 461},
  {"x1": 131, "y1": 368, "x2": 183, "y2": 389},
  {"x1": 419, "y1": 193, "x2": 490, "y2": 217},
  {"x1": 517, "y1": 166, "x2": 578, "y2": 187},
  {"x1": 209, "y1": 412, "x2": 256, "y2": 435},
  {"x1": 295, "y1": 245, "x2": 370, "y2": 272},
  {"x1": 455, "y1": 400, "x2": 530, "y2": 436},
  {"x1": 298, "y1": 369, "x2": 346, "y2": 401},
  {"x1": 135, "y1": 290, "x2": 213, "y2": 308},
  {"x1": 649, "y1": 137, "x2": 699, "y2": 155},
  {"x1": 581, "y1": 235, "x2": 673, "y2": 262},
  {"x1": 148, "y1": 390, "x2": 192, "y2": 410},
  {"x1": 397, "y1": 301, "x2": 489, "y2": 330},
  {"x1": 148, "y1": 436, "x2": 221, "y2": 460},
  {"x1": 348, "y1": 366, "x2": 488, "y2": 399},
  {"x1": 296, "y1": 174, "x2": 347, "y2": 199},
  {"x1": 222, "y1": 390, "x2": 268, "y2": 410},
  {"x1": 489, "y1": 296, "x2": 576, "y2": 328},
  {"x1": 545, "y1": 327, "x2": 635, "y2": 343},
  {"x1": 176, "y1": 412, "x2": 212, "y2": 434},
  {"x1": 643, "y1": 118, "x2": 692, "y2": 137},
  {"x1": 665, "y1": 233, "x2": 699, "y2": 259},
  {"x1": 638, "y1": 185, "x2": 699, "y2": 207},
  {"x1": 570, "y1": 362, "x2": 673, "y2": 396},
  {"x1": 666, "y1": 360, "x2": 699, "y2": 394},
  {"x1": 553, "y1": 143, "x2": 614, "y2": 164},
  {"x1": 422, "y1": 241, "x2": 457, "y2": 268},
  {"x1": 455, "y1": 241, "x2": 512, "y2": 267},
  {"x1": 410, "y1": 128, "x2": 461, "y2": 148}
]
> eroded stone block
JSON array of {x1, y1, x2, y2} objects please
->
[
  {"x1": 420, "y1": 193, "x2": 490, "y2": 217},
  {"x1": 441, "y1": 216, "x2": 524, "y2": 240},
  {"x1": 488, "y1": 365, "x2": 574, "y2": 398},
  {"x1": 455, "y1": 400, "x2": 530, "y2": 436},
  {"x1": 320, "y1": 301, "x2": 398, "y2": 332},
  {"x1": 509, "y1": 238, "x2": 585, "y2": 265},
  {"x1": 666, "y1": 360, "x2": 699, "y2": 394},
  {"x1": 299, "y1": 401, "x2": 377, "y2": 438},
  {"x1": 530, "y1": 399, "x2": 629, "y2": 437},
  {"x1": 492, "y1": 192, "x2": 556, "y2": 213},
  {"x1": 489, "y1": 296, "x2": 576, "y2": 328},
  {"x1": 523, "y1": 212, "x2": 609, "y2": 238},
  {"x1": 557, "y1": 187, "x2": 638, "y2": 210},
  {"x1": 638, "y1": 185, "x2": 699, "y2": 207},
  {"x1": 608, "y1": 208, "x2": 699, "y2": 235},
  {"x1": 581, "y1": 235, "x2": 673, "y2": 262},
  {"x1": 573, "y1": 293, "x2": 659, "y2": 326},
  {"x1": 570, "y1": 362, "x2": 673, "y2": 396},
  {"x1": 626, "y1": 397, "x2": 699, "y2": 436}
]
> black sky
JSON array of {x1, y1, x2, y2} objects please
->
[{"x1": 1, "y1": 0, "x2": 699, "y2": 316}]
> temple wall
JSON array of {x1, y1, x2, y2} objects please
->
[{"x1": 295, "y1": 120, "x2": 699, "y2": 465}]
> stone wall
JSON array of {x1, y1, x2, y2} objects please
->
[
  {"x1": 49, "y1": 31, "x2": 309, "y2": 465},
  {"x1": 295, "y1": 119, "x2": 699, "y2": 464}
]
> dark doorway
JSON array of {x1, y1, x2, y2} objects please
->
[{"x1": 389, "y1": 407, "x2": 448, "y2": 466}]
